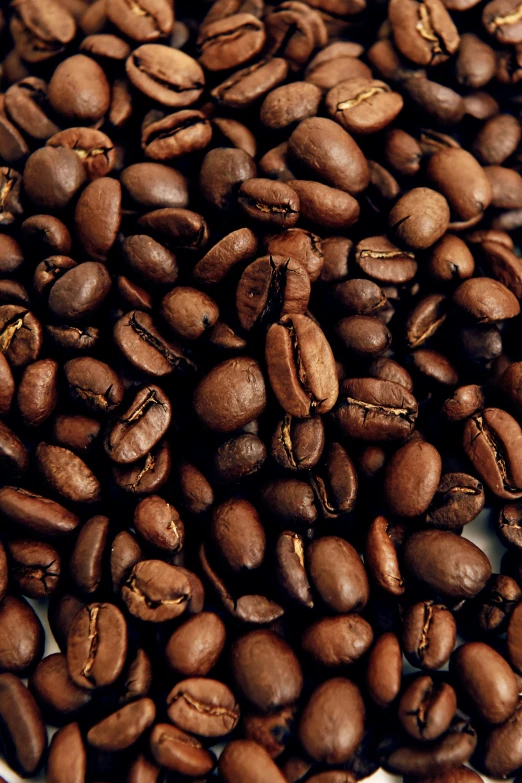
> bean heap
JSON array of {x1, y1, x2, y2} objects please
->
[{"x1": 2, "y1": 0, "x2": 522, "y2": 781}]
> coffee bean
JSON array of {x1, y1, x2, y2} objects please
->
[
  {"x1": 87, "y1": 698, "x2": 156, "y2": 751},
  {"x1": 383, "y1": 718, "x2": 477, "y2": 775},
  {"x1": 384, "y1": 440, "x2": 442, "y2": 518},
  {"x1": 0, "y1": 673, "x2": 46, "y2": 776},
  {"x1": 299, "y1": 678, "x2": 365, "y2": 764},
  {"x1": 402, "y1": 601, "x2": 457, "y2": 670},
  {"x1": 7, "y1": 538, "x2": 61, "y2": 599},
  {"x1": 121, "y1": 162, "x2": 189, "y2": 210},
  {"x1": 67, "y1": 602, "x2": 127, "y2": 689},
  {"x1": 302, "y1": 614, "x2": 373, "y2": 667},
  {"x1": 166, "y1": 612, "x2": 226, "y2": 677},
  {"x1": 425, "y1": 473, "x2": 485, "y2": 529},
  {"x1": 114, "y1": 309, "x2": 195, "y2": 376},
  {"x1": 0, "y1": 594, "x2": 44, "y2": 674},
  {"x1": 46, "y1": 722, "x2": 86, "y2": 783},
  {"x1": 126, "y1": 44, "x2": 205, "y2": 107},
  {"x1": 48, "y1": 54, "x2": 110, "y2": 124},
  {"x1": 452, "y1": 641, "x2": 519, "y2": 724},
  {"x1": 307, "y1": 536, "x2": 369, "y2": 613},
  {"x1": 198, "y1": 13, "x2": 265, "y2": 71},
  {"x1": 463, "y1": 407, "x2": 522, "y2": 499},
  {"x1": 231, "y1": 630, "x2": 303, "y2": 712},
  {"x1": 399, "y1": 676, "x2": 457, "y2": 740},
  {"x1": 122, "y1": 559, "x2": 191, "y2": 622},
  {"x1": 150, "y1": 722, "x2": 216, "y2": 775},
  {"x1": 104, "y1": 385, "x2": 171, "y2": 464},
  {"x1": 64, "y1": 357, "x2": 123, "y2": 414},
  {"x1": 69, "y1": 515, "x2": 110, "y2": 594},
  {"x1": 0, "y1": 486, "x2": 80, "y2": 537},
  {"x1": 167, "y1": 677, "x2": 240, "y2": 736},
  {"x1": 326, "y1": 77, "x2": 403, "y2": 134},
  {"x1": 29, "y1": 653, "x2": 91, "y2": 720},
  {"x1": 366, "y1": 632, "x2": 402, "y2": 708},
  {"x1": 219, "y1": 739, "x2": 287, "y2": 783},
  {"x1": 332, "y1": 377, "x2": 418, "y2": 442},
  {"x1": 194, "y1": 356, "x2": 266, "y2": 432},
  {"x1": 364, "y1": 516, "x2": 405, "y2": 596},
  {"x1": 107, "y1": 0, "x2": 174, "y2": 41},
  {"x1": 404, "y1": 530, "x2": 492, "y2": 600}
]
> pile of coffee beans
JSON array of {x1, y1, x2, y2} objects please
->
[{"x1": 3, "y1": 0, "x2": 522, "y2": 781}]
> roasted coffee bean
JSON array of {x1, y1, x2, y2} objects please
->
[
  {"x1": 7, "y1": 538, "x2": 60, "y2": 598},
  {"x1": 110, "y1": 530, "x2": 143, "y2": 594},
  {"x1": 219, "y1": 739, "x2": 287, "y2": 783},
  {"x1": 122, "y1": 559, "x2": 191, "y2": 622},
  {"x1": 142, "y1": 109, "x2": 212, "y2": 161},
  {"x1": 194, "y1": 357, "x2": 266, "y2": 432},
  {"x1": 399, "y1": 677, "x2": 457, "y2": 741},
  {"x1": 29, "y1": 653, "x2": 91, "y2": 721},
  {"x1": 302, "y1": 614, "x2": 373, "y2": 667},
  {"x1": 309, "y1": 441, "x2": 358, "y2": 517},
  {"x1": 237, "y1": 255, "x2": 309, "y2": 332},
  {"x1": 452, "y1": 641, "x2": 519, "y2": 723},
  {"x1": 243, "y1": 706, "x2": 295, "y2": 759},
  {"x1": 354, "y1": 236, "x2": 417, "y2": 284},
  {"x1": 366, "y1": 632, "x2": 402, "y2": 708},
  {"x1": 288, "y1": 117, "x2": 369, "y2": 195},
  {"x1": 0, "y1": 673, "x2": 47, "y2": 776},
  {"x1": 104, "y1": 385, "x2": 171, "y2": 464},
  {"x1": 463, "y1": 407, "x2": 522, "y2": 499},
  {"x1": 74, "y1": 177, "x2": 122, "y2": 263},
  {"x1": 10, "y1": 0, "x2": 76, "y2": 63},
  {"x1": 389, "y1": 0, "x2": 459, "y2": 65},
  {"x1": 299, "y1": 678, "x2": 365, "y2": 764},
  {"x1": 126, "y1": 44, "x2": 205, "y2": 107},
  {"x1": 402, "y1": 601, "x2": 457, "y2": 670},
  {"x1": 107, "y1": 0, "x2": 174, "y2": 41},
  {"x1": 150, "y1": 722, "x2": 216, "y2": 775},
  {"x1": 134, "y1": 495, "x2": 184, "y2": 553},
  {"x1": 365, "y1": 516, "x2": 405, "y2": 596},
  {"x1": 389, "y1": 188, "x2": 450, "y2": 250},
  {"x1": 384, "y1": 440, "x2": 442, "y2": 518},
  {"x1": 0, "y1": 487, "x2": 80, "y2": 537},
  {"x1": 307, "y1": 536, "x2": 369, "y2": 613},
  {"x1": 326, "y1": 77, "x2": 403, "y2": 135},
  {"x1": 47, "y1": 722, "x2": 86, "y2": 783},
  {"x1": 166, "y1": 612, "x2": 226, "y2": 677},
  {"x1": 167, "y1": 677, "x2": 240, "y2": 737},
  {"x1": 483, "y1": 700, "x2": 522, "y2": 778},
  {"x1": 0, "y1": 305, "x2": 42, "y2": 368},
  {"x1": 261, "y1": 82, "x2": 322, "y2": 130},
  {"x1": 47, "y1": 127, "x2": 116, "y2": 181},
  {"x1": 64, "y1": 357, "x2": 123, "y2": 414},
  {"x1": 87, "y1": 698, "x2": 156, "y2": 751},
  {"x1": 266, "y1": 314, "x2": 338, "y2": 417},
  {"x1": 507, "y1": 601, "x2": 522, "y2": 672},
  {"x1": 121, "y1": 162, "x2": 189, "y2": 210},
  {"x1": 0, "y1": 594, "x2": 44, "y2": 674},
  {"x1": 404, "y1": 530, "x2": 491, "y2": 600},
  {"x1": 382, "y1": 718, "x2": 477, "y2": 775},
  {"x1": 212, "y1": 498, "x2": 265, "y2": 572},
  {"x1": 238, "y1": 178, "x2": 300, "y2": 228},
  {"x1": 213, "y1": 432, "x2": 266, "y2": 483},
  {"x1": 114, "y1": 310, "x2": 195, "y2": 377},
  {"x1": 425, "y1": 473, "x2": 485, "y2": 529},
  {"x1": 198, "y1": 13, "x2": 265, "y2": 71},
  {"x1": 232, "y1": 630, "x2": 303, "y2": 712},
  {"x1": 69, "y1": 515, "x2": 109, "y2": 594},
  {"x1": 332, "y1": 378, "x2": 418, "y2": 442},
  {"x1": 474, "y1": 573, "x2": 521, "y2": 634},
  {"x1": 67, "y1": 602, "x2": 127, "y2": 689},
  {"x1": 36, "y1": 443, "x2": 101, "y2": 504},
  {"x1": 0, "y1": 420, "x2": 28, "y2": 480}
]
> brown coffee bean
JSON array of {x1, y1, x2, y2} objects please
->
[
  {"x1": 142, "y1": 109, "x2": 212, "y2": 161},
  {"x1": 483, "y1": 0, "x2": 522, "y2": 42},
  {"x1": 80, "y1": 32, "x2": 132, "y2": 61},
  {"x1": 0, "y1": 673, "x2": 46, "y2": 777},
  {"x1": 87, "y1": 698, "x2": 156, "y2": 751},
  {"x1": 219, "y1": 739, "x2": 287, "y2": 783},
  {"x1": 212, "y1": 498, "x2": 265, "y2": 572},
  {"x1": 484, "y1": 701, "x2": 522, "y2": 778},
  {"x1": 104, "y1": 385, "x2": 171, "y2": 464},
  {"x1": 288, "y1": 179, "x2": 360, "y2": 231},
  {"x1": 231, "y1": 630, "x2": 303, "y2": 712},
  {"x1": 167, "y1": 677, "x2": 240, "y2": 737},
  {"x1": 452, "y1": 641, "x2": 519, "y2": 723},
  {"x1": 384, "y1": 440, "x2": 442, "y2": 518},
  {"x1": 336, "y1": 315, "x2": 391, "y2": 358},
  {"x1": 121, "y1": 162, "x2": 189, "y2": 210},
  {"x1": 133, "y1": 495, "x2": 184, "y2": 553},
  {"x1": 0, "y1": 486, "x2": 80, "y2": 537},
  {"x1": 383, "y1": 718, "x2": 477, "y2": 775},
  {"x1": 48, "y1": 54, "x2": 110, "y2": 123},
  {"x1": 212, "y1": 58, "x2": 289, "y2": 108},
  {"x1": 122, "y1": 560, "x2": 191, "y2": 622},
  {"x1": 10, "y1": 0, "x2": 76, "y2": 62},
  {"x1": 35, "y1": 443, "x2": 101, "y2": 504},
  {"x1": 404, "y1": 530, "x2": 492, "y2": 600},
  {"x1": 47, "y1": 722, "x2": 86, "y2": 783},
  {"x1": 29, "y1": 653, "x2": 91, "y2": 720},
  {"x1": 299, "y1": 678, "x2": 365, "y2": 764},
  {"x1": 454, "y1": 277, "x2": 520, "y2": 323},
  {"x1": 307, "y1": 536, "x2": 369, "y2": 613},
  {"x1": 326, "y1": 77, "x2": 403, "y2": 135},
  {"x1": 288, "y1": 117, "x2": 369, "y2": 195},
  {"x1": 212, "y1": 433, "x2": 266, "y2": 483},
  {"x1": 302, "y1": 614, "x2": 373, "y2": 667},
  {"x1": 74, "y1": 177, "x2": 121, "y2": 263},
  {"x1": 354, "y1": 235, "x2": 417, "y2": 284},
  {"x1": 264, "y1": 2, "x2": 327, "y2": 70},
  {"x1": 67, "y1": 602, "x2": 127, "y2": 689},
  {"x1": 126, "y1": 44, "x2": 205, "y2": 107},
  {"x1": 332, "y1": 377, "x2": 418, "y2": 442},
  {"x1": 237, "y1": 255, "x2": 310, "y2": 332},
  {"x1": 366, "y1": 632, "x2": 402, "y2": 708},
  {"x1": 389, "y1": 188, "x2": 450, "y2": 250},
  {"x1": 137, "y1": 207, "x2": 209, "y2": 251},
  {"x1": 47, "y1": 127, "x2": 116, "y2": 181},
  {"x1": 200, "y1": 148, "x2": 257, "y2": 212},
  {"x1": 266, "y1": 314, "x2": 338, "y2": 417},
  {"x1": 0, "y1": 594, "x2": 44, "y2": 674},
  {"x1": 107, "y1": 0, "x2": 174, "y2": 41},
  {"x1": 48, "y1": 261, "x2": 112, "y2": 322},
  {"x1": 193, "y1": 228, "x2": 258, "y2": 285},
  {"x1": 238, "y1": 178, "x2": 300, "y2": 228},
  {"x1": 69, "y1": 515, "x2": 109, "y2": 595},
  {"x1": 64, "y1": 357, "x2": 123, "y2": 414},
  {"x1": 463, "y1": 407, "x2": 522, "y2": 499},
  {"x1": 399, "y1": 677, "x2": 457, "y2": 741},
  {"x1": 194, "y1": 356, "x2": 266, "y2": 432},
  {"x1": 198, "y1": 13, "x2": 265, "y2": 71},
  {"x1": 364, "y1": 516, "x2": 405, "y2": 596},
  {"x1": 0, "y1": 420, "x2": 29, "y2": 480},
  {"x1": 110, "y1": 530, "x2": 143, "y2": 594},
  {"x1": 261, "y1": 82, "x2": 322, "y2": 130},
  {"x1": 276, "y1": 530, "x2": 314, "y2": 608},
  {"x1": 6, "y1": 539, "x2": 60, "y2": 599},
  {"x1": 243, "y1": 706, "x2": 295, "y2": 759},
  {"x1": 402, "y1": 601, "x2": 457, "y2": 670},
  {"x1": 161, "y1": 286, "x2": 219, "y2": 341},
  {"x1": 177, "y1": 462, "x2": 214, "y2": 516},
  {"x1": 507, "y1": 601, "x2": 522, "y2": 672},
  {"x1": 166, "y1": 612, "x2": 226, "y2": 677},
  {"x1": 150, "y1": 722, "x2": 216, "y2": 776},
  {"x1": 389, "y1": 0, "x2": 459, "y2": 65},
  {"x1": 17, "y1": 359, "x2": 58, "y2": 427},
  {"x1": 425, "y1": 473, "x2": 485, "y2": 529}
]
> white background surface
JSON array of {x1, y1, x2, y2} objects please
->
[{"x1": 0, "y1": 506, "x2": 508, "y2": 782}]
